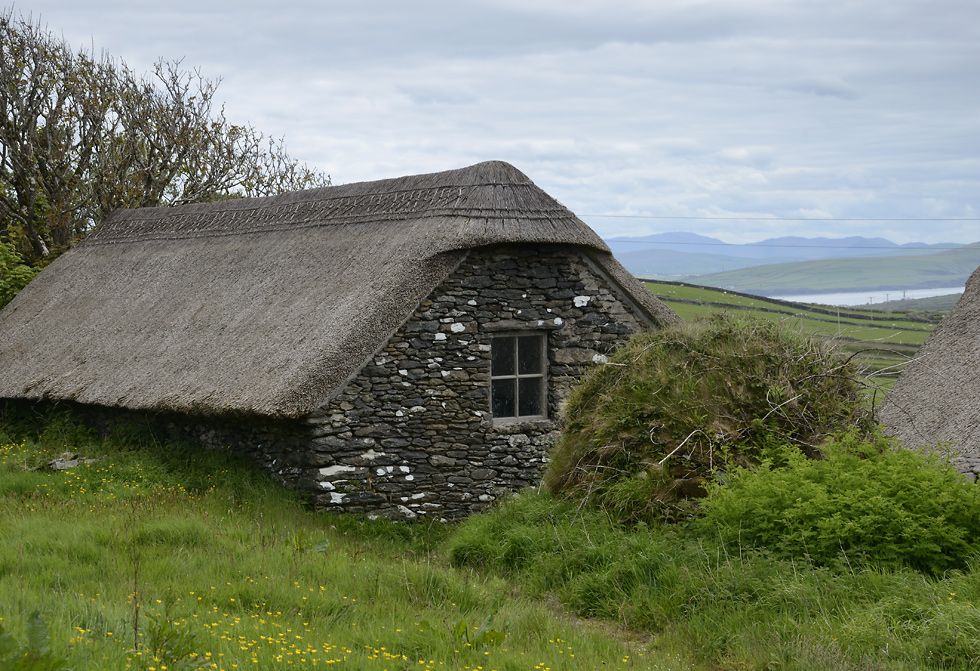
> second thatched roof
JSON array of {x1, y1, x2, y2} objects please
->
[
  {"x1": 0, "y1": 161, "x2": 678, "y2": 419},
  {"x1": 879, "y1": 265, "x2": 980, "y2": 467}
]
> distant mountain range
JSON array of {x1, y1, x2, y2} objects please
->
[{"x1": 607, "y1": 233, "x2": 977, "y2": 294}]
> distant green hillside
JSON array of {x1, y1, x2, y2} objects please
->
[
  {"x1": 688, "y1": 243, "x2": 980, "y2": 293},
  {"x1": 877, "y1": 292, "x2": 962, "y2": 316},
  {"x1": 613, "y1": 247, "x2": 794, "y2": 276},
  {"x1": 645, "y1": 280, "x2": 944, "y2": 394}
]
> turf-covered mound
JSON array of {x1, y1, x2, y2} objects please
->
[{"x1": 544, "y1": 314, "x2": 874, "y2": 521}]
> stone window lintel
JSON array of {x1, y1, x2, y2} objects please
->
[{"x1": 481, "y1": 319, "x2": 564, "y2": 333}]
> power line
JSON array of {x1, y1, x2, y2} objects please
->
[
  {"x1": 607, "y1": 240, "x2": 967, "y2": 250},
  {"x1": 583, "y1": 214, "x2": 980, "y2": 222}
]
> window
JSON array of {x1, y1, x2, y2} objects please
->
[{"x1": 491, "y1": 334, "x2": 547, "y2": 420}]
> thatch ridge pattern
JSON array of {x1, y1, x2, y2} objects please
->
[{"x1": 86, "y1": 161, "x2": 602, "y2": 250}]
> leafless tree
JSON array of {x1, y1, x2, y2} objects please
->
[{"x1": 0, "y1": 9, "x2": 330, "y2": 264}]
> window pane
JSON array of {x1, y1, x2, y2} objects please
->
[
  {"x1": 518, "y1": 335, "x2": 542, "y2": 374},
  {"x1": 518, "y1": 377, "x2": 544, "y2": 416},
  {"x1": 492, "y1": 337, "x2": 515, "y2": 376},
  {"x1": 492, "y1": 378, "x2": 516, "y2": 417}
]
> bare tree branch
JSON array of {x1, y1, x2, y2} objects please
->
[{"x1": 0, "y1": 9, "x2": 330, "y2": 265}]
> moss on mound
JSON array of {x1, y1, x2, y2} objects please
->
[{"x1": 544, "y1": 314, "x2": 874, "y2": 522}]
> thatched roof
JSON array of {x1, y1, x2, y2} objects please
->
[
  {"x1": 0, "y1": 161, "x2": 678, "y2": 419},
  {"x1": 879, "y1": 265, "x2": 980, "y2": 463}
]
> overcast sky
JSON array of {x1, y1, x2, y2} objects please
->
[{"x1": 17, "y1": 0, "x2": 980, "y2": 245}]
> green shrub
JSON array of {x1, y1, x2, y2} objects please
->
[
  {"x1": 697, "y1": 431, "x2": 980, "y2": 573},
  {"x1": 545, "y1": 314, "x2": 872, "y2": 522},
  {"x1": 0, "y1": 242, "x2": 38, "y2": 309}
]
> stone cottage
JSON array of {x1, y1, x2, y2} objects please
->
[{"x1": 0, "y1": 161, "x2": 680, "y2": 519}]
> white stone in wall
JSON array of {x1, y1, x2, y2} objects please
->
[
  {"x1": 450, "y1": 323, "x2": 466, "y2": 333},
  {"x1": 434, "y1": 333, "x2": 447, "y2": 341},
  {"x1": 554, "y1": 317, "x2": 563, "y2": 325},
  {"x1": 319, "y1": 481, "x2": 335, "y2": 490},
  {"x1": 361, "y1": 449, "x2": 385, "y2": 460},
  {"x1": 478, "y1": 344, "x2": 491, "y2": 352},
  {"x1": 319, "y1": 465, "x2": 357, "y2": 477},
  {"x1": 330, "y1": 492, "x2": 346, "y2": 504},
  {"x1": 574, "y1": 295, "x2": 592, "y2": 307},
  {"x1": 399, "y1": 466, "x2": 410, "y2": 473},
  {"x1": 395, "y1": 505, "x2": 417, "y2": 519},
  {"x1": 592, "y1": 354, "x2": 609, "y2": 364}
]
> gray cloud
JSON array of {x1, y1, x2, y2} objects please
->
[{"x1": 16, "y1": 0, "x2": 980, "y2": 244}]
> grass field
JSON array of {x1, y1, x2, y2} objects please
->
[
  {"x1": 3, "y1": 413, "x2": 979, "y2": 671},
  {"x1": 644, "y1": 281, "x2": 943, "y2": 395},
  {"x1": 0, "y1": 413, "x2": 682, "y2": 671}
]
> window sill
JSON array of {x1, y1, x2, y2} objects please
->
[{"x1": 491, "y1": 417, "x2": 556, "y2": 432}]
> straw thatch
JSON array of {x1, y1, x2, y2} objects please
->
[
  {"x1": 879, "y1": 265, "x2": 980, "y2": 467},
  {"x1": 0, "y1": 161, "x2": 677, "y2": 420}
]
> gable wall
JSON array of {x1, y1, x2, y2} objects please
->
[{"x1": 296, "y1": 244, "x2": 651, "y2": 520}]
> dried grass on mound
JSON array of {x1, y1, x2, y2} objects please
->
[{"x1": 544, "y1": 314, "x2": 874, "y2": 522}]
